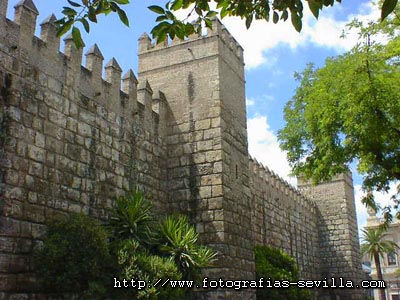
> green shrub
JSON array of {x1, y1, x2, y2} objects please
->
[
  {"x1": 35, "y1": 190, "x2": 216, "y2": 300},
  {"x1": 255, "y1": 245, "x2": 312, "y2": 300},
  {"x1": 158, "y1": 215, "x2": 217, "y2": 280},
  {"x1": 34, "y1": 213, "x2": 112, "y2": 298},
  {"x1": 116, "y1": 239, "x2": 184, "y2": 300},
  {"x1": 107, "y1": 190, "x2": 155, "y2": 245}
]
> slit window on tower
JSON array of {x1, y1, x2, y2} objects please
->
[{"x1": 235, "y1": 165, "x2": 238, "y2": 179}]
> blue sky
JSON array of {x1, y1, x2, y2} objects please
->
[{"x1": 6, "y1": 0, "x2": 392, "y2": 236}]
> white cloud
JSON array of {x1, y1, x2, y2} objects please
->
[
  {"x1": 247, "y1": 115, "x2": 295, "y2": 185},
  {"x1": 246, "y1": 97, "x2": 255, "y2": 106},
  {"x1": 247, "y1": 116, "x2": 399, "y2": 242},
  {"x1": 262, "y1": 94, "x2": 275, "y2": 102},
  {"x1": 355, "y1": 182, "x2": 399, "y2": 239},
  {"x1": 247, "y1": 116, "x2": 399, "y2": 241},
  {"x1": 354, "y1": 184, "x2": 369, "y2": 238},
  {"x1": 172, "y1": 1, "x2": 380, "y2": 68},
  {"x1": 246, "y1": 94, "x2": 275, "y2": 107},
  {"x1": 221, "y1": 1, "x2": 379, "y2": 68}
]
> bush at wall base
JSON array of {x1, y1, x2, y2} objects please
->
[
  {"x1": 254, "y1": 245, "x2": 312, "y2": 300},
  {"x1": 33, "y1": 190, "x2": 215, "y2": 300},
  {"x1": 33, "y1": 213, "x2": 112, "y2": 299}
]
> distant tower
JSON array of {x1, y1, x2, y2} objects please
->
[
  {"x1": 138, "y1": 20, "x2": 254, "y2": 299},
  {"x1": 298, "y1": 172, "x2": 365, "y2": 300}
]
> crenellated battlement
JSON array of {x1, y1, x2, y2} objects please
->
[
  {"x1": 0, "y1": 0, "x2": 168, "y2": 135},
  {"x1": 249, "y1": 156, "x2": 316, "y2": 209},
  {"x1": 138, "y1": 18, "x2": 244, "y2": 63}
]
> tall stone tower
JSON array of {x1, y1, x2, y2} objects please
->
[
  {"x1": 138, "y1": 20, "x2": 254, "y2": 299},
  {"x1": 298, "y1": 172, "x2": 365, "y2": 300}
]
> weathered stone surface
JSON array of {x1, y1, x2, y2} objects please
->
[{"x1": 0, "y1": 4, "x2": 364, "y2": 300}]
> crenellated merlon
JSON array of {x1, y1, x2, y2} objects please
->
[
  {"x1": 122, "y1": 69, "x2": 138, "y2": 114},
  {"x1": 40, "y1": 14, "x2": 59, "y2": 55},
  {"x1": 249, "y1": 156, "x2": 316, "y2": 209},
  {"x1": 105, "y1": 57, "x2": 123, "y2": 101},
  {"x1": 1, "y1": 0, "x2": 169, "y2": 137},
  {"x1": 14, "y1": 0, "x2": 38, "y2": 50},
  {"x1": 85, "y1": 44, "x2": 104, "y2": 85},
  {"x1": 138, "y1": 18, "x2": 243, "y2": 62}
]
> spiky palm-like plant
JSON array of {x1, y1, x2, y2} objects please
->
[
  {"x1": 108, "y1": 190, "x2": 155, "y2": 246},
  {"x1": 361, "y1": 227, "x2": 399, "y2": 300},
  {"x1": 158, "y1": 215, "x2": 217, "y2": 280}
]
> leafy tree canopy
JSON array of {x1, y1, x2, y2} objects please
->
[
  {"x1": 278, "y1": 8, "x2": 400, "y2": 226},
  {"x1": 57, "y1": 0, "x2": 399, "y2": 48}
]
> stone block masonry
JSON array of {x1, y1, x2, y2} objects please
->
[
  {"x1": 0, "y1": 1, "x2": 167, "y2": 295},
  {"x1": 0, "y1": 1, "x2": 364, "y2": 299}
]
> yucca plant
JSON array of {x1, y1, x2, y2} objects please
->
[
  {"x1": 108, "y1": 190, "x2": 155, "y2": 246},
  {"x1": 158, "y1": 215, "x2": 217, "y2": 280}
]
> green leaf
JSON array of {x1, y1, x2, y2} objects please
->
[
  {"x1": 165, "y1": 10, "x2": 175, "y2": 20},
  {"x1": 281, "y1": 9, "x2": 288, "y2": 21},
  {"x1": 291, "y1": 12, "x2": 302, "y2": 32},
  {"x1": 156, "y1": 32, "x2": 167, "y2": 44},
  {"x1": 103, "y1": 7, "x2": 113, "y2": 15},
  {"x1": 88, "y1": 6, "x2": 98, "y2": 22},
  {"x1": 182, "y1": 0, "x2": 193, "y2": 9},
  {"x1": 72, "y1": 26, "x2": 84, "y2": 49},
  {"x1": 205, "y1": 11, "x2": 218, "y2": 18},
  {"x1": 156, "y1": 15, "x2": 168, "y2": 22},
  {"x1": 148, "y1": 5, "x2": 165, "y2": 14},
  {"x1": 67, "y1": 0, "x2": 82, "y2": 7},
  {"x1": 95, "y1": 0, "x2": 104, "y2": 14},
  {"x1": 216, "y1": 0, "x2": 229, "y2": 9},
  {"x1": 185, "y1": 23, "x2": 195, "y2": 35},
  {"x1": 307, "y1": 0, "x2": 322, "y2": 18},
  {"x1": 264, "y1": 3, "x2": 271, "y2": 21},
  {"x1": 62, "y1": 7, "x2": 77, "y2": 16},
  {"x1": 169, "y1": 27, "x2": 176, "y2": 39},
  {"x1": 78, "y1": 18, "x2": 90, "y2": 33},
  {"x1": 116, "y1": 7, "x2": 130, "y2": 26},
  {"x1": 323, "y1": 0, "x2": 334, "y2": 5},
  {"x1": 195, "y1": 6, "x2": 203, "y2": 16},
  {"x1": 113, "y1": 0, "x2": 130, "y2": 4},
  {"x1": 56, "y1": 19, "x2": 73, "y2": 37},
  {"x1": 102, "y1": 0, "x2": 111, "y2": 10},
  {"x1": 273, "y1": 11, "x2": 279, "y2": 23},
  {"x1": 205, "y1": 18, "x2": 212, "y2": 29},
  {"x1": 220, "y1": 7, "x2": 229, "y2": 18},
  {"x1": 245, "y1": 15, "x2": 253, "y2": 29},
  {"x1": 171, "y1": 0, "x2": 183, "y2": 11},
  {"x1": 110, "y1": 1, "x2": 118, "y2": 11},
  {"x1": 174, "y1": 26, "x2": 184, "y2": 39},
  {"x1": 151, "y1": 21, "x2": 170, "y2": 41},
  {"x1": 381, "y1": 0, "x2": 398, "y2": 20},
  {"x1": 55, "y1": 18, "x2": 66, "y2": 25}
]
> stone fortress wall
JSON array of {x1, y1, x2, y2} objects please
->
[
  {"x1": 0, "y1": 1, "x2": 364, "y2": 299},
  {"x1": 249, "y1": 159, "x2": 320, "y2": 280}
]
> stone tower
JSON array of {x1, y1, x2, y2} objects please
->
[
  {"x1": 298, "y1": 172, "x2": 365, "y2": 300},
  {"x1": 138, "y1": 20, "x2": 254, "y2": 299}
]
